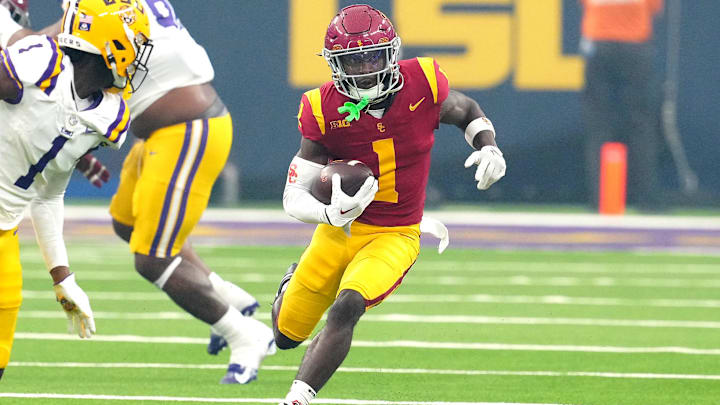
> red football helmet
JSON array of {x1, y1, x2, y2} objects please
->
[
  {"x1": 322, "y1": 4, "x2": 403, "y2": 102},
  {"x1": 0, "y1": 0, "x2": 30, "y2": 28}
]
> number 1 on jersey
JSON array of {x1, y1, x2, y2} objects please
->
[{"x1": 371, "y1": 138, "x2": 399, "y2": 203}]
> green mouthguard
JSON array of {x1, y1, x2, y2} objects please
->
[{"x1": 338, "y1": 96, "x2": 369, "y2": 122}]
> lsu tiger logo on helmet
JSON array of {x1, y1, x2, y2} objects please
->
[
  {"x1": 57, "y1": 0, "x2": 153, "y2": 93},
  {"x1": 118, "y1": 5, "x2": 137, "y2": 25}
]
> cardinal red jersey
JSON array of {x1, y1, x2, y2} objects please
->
[{"x1": 297, "y1": 57, "x2": 449, "y2": 226}]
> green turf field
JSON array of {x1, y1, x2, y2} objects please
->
[{"x1": 3, "y1": 241, "x2": 720, "y2": 405}]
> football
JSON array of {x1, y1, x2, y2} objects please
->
[{"x1": 311, "y1": 160, "x2": 374, "y2": 205}]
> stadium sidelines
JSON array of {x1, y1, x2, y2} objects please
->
[
  {"x1": 14, "y1": 206, "x2": 720, "y2": 251},
  {"x1": 58, "y1": 206, "x2": 720, "y2": 229}
]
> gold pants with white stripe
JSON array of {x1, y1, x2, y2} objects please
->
[
  {"x1": 0, "y1": 227, "x2": 22, "y2": 369},
  {"x1": 110, "y1": 114, "x2": 232, "y2": 258}
]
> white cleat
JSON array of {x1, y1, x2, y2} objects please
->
[
  {"x1": 220, "y1": 363, "x2": 258, "y2": 384},
  {"x1": 219, "y1": 318, "x2": 276, "y2": 384}
]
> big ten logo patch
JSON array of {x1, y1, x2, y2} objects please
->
[{"x1": 330, "y1": 119, "x2": 351, "y2": 130}]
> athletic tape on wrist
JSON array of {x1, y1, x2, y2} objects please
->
[{"x1": 464, "y1": 117, "x2": 495, "y2": 149}]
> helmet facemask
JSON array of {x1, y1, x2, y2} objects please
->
[
  {"x1": 324, "y1": 37, "x2": 403, "y2": 103},
  {"x1": 105, "y1": 26, "x2": 153, "y2": 93}
]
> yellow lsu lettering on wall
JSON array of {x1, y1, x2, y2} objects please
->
[{"x1": 289, "y1": 0, "x2": 583, "y2": 91}]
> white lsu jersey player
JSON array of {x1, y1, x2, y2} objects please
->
[{"x1": 0, "y1": 34, "x2": 130, "y2": 230}]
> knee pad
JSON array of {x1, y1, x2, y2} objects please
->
[
  {"x1": 134, "y1": 254, "x2": 182, "y2": 289},
  {"x1": 152, "y1": 256, "x2": 182, "y2": 289}
]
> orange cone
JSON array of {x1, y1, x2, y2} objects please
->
[{"x1": 599, "y1": 142, "x2": 627, "y2": 215}]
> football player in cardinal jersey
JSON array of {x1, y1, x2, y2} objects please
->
[
  {"x1": 274, "y1": 5, "x2": 506, "y2": 404},
  {"x1": 2, "y1": 0, "x2": 275, "y2": 384},
  {"x1": 0, "y1": 0, "x2": 152, "y2": 380}
]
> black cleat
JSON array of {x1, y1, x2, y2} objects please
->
[{"x1": 274, "y1": 263, "x2": 297, "y2": 302}]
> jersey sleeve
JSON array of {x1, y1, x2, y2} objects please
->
[
  {"x1": 435, "y1": 59, "x2": 450, "y2": 106},
  {"x1": 416, "y1": 57, "x2": 449, "y2": 105},
  {"x1": 83, "y1": 93, "x2": 131, "y2": 150},
  {"x1": 1, "y1": 35, "x2": 64, "y2": 103},
  {"x1": 100, "y1": 97, "x2": 131, "y2": 149},
  {"x1": 415, "y1": 57, "x2": 450, "y2": 129},
  {"x1": 297, "y1": 88, "x2": 326, "y2": 142}
]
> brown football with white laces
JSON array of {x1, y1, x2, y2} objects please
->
[{"x1": 310, "y1": 160, "x2": 374, "y2": 205}]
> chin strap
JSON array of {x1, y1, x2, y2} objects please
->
[{"x1": 338, "y1": 96, "x2": 369, "y2": 122}]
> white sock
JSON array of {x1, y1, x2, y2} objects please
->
[
  {"x1": 208, "y1": 272, "x2": 257, "y2": 312},
  {"x1": 211, "y1": 307, "x2": 271, "y2": 368},
  {"x1": 0, "y1": 6, "x2": 22, "y2": 49},
  {"x1": 283, "y1": 380, "x2": 316, "y2": 405},
  {"x1": 208, "y1": 272, "x2": 229, "y2": 297}
]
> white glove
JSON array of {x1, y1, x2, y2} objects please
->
[
  {"x1": 53, "y1": 273, "x2": 96, "y2": 338},
  {"x1": 325, "y1": 174, "x2": 378, "y2": 234},
  {"x1": 464, "y1": 145, "x2": 506, "y2": 190},
  {"x1": 419, "y1": 216, "x2": 450, "y2": 254}
]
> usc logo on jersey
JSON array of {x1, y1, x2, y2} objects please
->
[{"x1": 287, "y1": 163, "x2": 298, "y2": 184}]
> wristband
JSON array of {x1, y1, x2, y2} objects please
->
[{"x1": 464, "y1": 117, "x2": 495, "y2": 149}]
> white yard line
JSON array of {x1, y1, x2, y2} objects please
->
[
  {"x1": 0, "y1": 393, "x2": 564, "y2": 405},
  {"x1": 17, "y1": 310, "x2": 720, "y2": 329},
  {"x1": 19, "y1": 271, "x2": 720, "y2": 288},
  {"x1": 9, "y1": 361, "x2": 720, "y2": 381},
  {"x1": 18, "y1": 254, "x2": 720, "y2": 274},
  {"x1": 14, "y1": 333, "x2": 720, "y2": 355},
  {"x1": 22, "y1": 290, "x2": 169, "y2": 301},
  {"x1": 20, "y1": 290, "x2": 720, "y2": 309}
]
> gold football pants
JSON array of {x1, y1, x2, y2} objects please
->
[
  {"x1": 277, "y1": 222, "x2": 420, "y2": 342},
  {"x1": 0, "y1": 227, "x2": 22, "y2": 369},
  {"x1": 110, "y1": 114, "x2": 232, "y2": 258}
]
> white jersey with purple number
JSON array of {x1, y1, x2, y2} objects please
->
[
  {"x1": 0, "y1": 35, "x2": 130, "y2": 230},
  {"x1": 128, "y1": 0, "x2": 215, "y2": 116}
]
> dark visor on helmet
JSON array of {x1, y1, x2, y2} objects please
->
[{"x1": 339, "y1": 50, "x2": 386, "y2": 73}]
